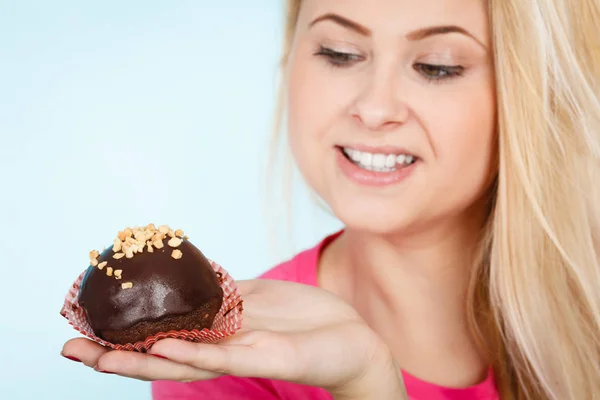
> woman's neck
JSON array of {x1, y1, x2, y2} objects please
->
[{"x1": 318, "y1": 211, "x2": 490, "y2": 388}]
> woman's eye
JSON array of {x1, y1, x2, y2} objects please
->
[
  {"x1": 314, "y1": 46, "x2": 363, "y2": 67},
  {"x1": 414, "y1": 63, "x2": 465, "y2": 82}
]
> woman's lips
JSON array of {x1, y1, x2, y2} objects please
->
[{"x1": 336, "y1": 146, "x2": 419, "y2": 187}]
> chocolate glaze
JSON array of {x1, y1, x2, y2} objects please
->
[{"x1": 78, "y1": 239, "x2": 223, "y2": 336}]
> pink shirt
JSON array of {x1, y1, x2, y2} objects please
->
[{"x1": 152, "y1": 231, "x2": 499, "y2": 399}]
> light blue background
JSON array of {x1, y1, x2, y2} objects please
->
[{"x1": 0, "y1": 1, "x2": 341, "y2": 398}]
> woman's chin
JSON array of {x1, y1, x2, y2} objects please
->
[{"x1": 331, "y1": 203, "x2": 420, "y2": 237}]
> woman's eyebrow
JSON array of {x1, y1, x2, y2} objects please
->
[
  {"x1": 309, "y1": 13, "x2": 487, "y2": 50},
  {"x1": 407, "y1": 25, "x2": 487, "y2": 50},
  {"x1": 309, "y1": 13, "x2": 371, "y2": 36}
]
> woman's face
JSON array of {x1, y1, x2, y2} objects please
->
[{"x1": 286, "y1": 0, "x2": 496, "y2": 234}]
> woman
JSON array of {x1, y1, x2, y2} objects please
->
[{"x1": 62, "y1": 0, "x2": 600, "y2": 398}]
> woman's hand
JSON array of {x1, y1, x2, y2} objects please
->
[{"x1": 61, "y1": 279, "x2": 407, "y2": 399}]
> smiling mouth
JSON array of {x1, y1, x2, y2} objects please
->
[{"x1": 337, "y1": 146, "x2": 418, "y2": 172}]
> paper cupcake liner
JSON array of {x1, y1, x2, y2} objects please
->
[{"x1": 60, "y1": 259, "x2": 243, "y2": 352}]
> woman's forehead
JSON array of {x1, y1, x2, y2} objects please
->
[{"x1": 297, "y1": 0, "x2": 490, "y2": 46}]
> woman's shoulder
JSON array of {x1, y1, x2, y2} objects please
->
[
  {"x1": 257, "y1": 230, "x2": 344, "y2": 286},
  {"x1": 257, "y1": 249, "x2": 317, "y2": 285}
]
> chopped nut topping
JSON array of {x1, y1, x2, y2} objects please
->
[
  {"x1": 90, "y1": 258, "x2": 99, "y2": 267},
  {"x1": 121, "y1": 282, "x2": 133, "y2": 289},
  {"x1": 183, "y1": 235, "x2": 189, "y2": 240},
  {"x1": 168, "y1": 237, "x2": 183, "y2": 248},
  {"x1": 100, "y1": 224, "x2": 187, "y2": 262},
  {"x1": 114, "y1": 269, "x2": 122, "y2": 279},
  {"x1": 98, "y1": 261, "x2": 107, "y2": 270},
  {"x1": 133, "y1": 231, "x2": 146, "y2": 242},
  {"x1": 117, "y1": 230, "x2": 128, "y2": 242},
  {"x1": 171, "y1": 249, "x2": 183, "y2": 260},
  {"x1": 113, "y1": 239, "x2": 122, "y2": 252},
  {"x1": 106, "y1": 267, "x2": 113, "y2": 276}
]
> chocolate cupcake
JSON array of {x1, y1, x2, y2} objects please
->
[{"x1": 77, "y1": 224, "x2": 223, "y2": 345}]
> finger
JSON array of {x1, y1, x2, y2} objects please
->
[
  {"x1": 96, "y1": 350, "x2": 222, "y2": 382},
  {"x1": 147, "y1": 332, "x2": 298, "y2": 381},
  {"x1": 234, "y1": 279, "x2": 259, "y2": 296},
  {"x1": 61, "y1": 338, "x2": 110, "y2": 368}
]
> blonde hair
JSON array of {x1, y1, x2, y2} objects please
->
[{"x1": 271, "y1": 0, "x2": 600, "y2": 398}]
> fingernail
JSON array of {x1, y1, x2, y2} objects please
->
[
  {"x1": 62, "y1": 354, "x2": 81, "y2": 363},
  {"x1": 152, "y1": 354, "x2": 168, "y2": 360},
  {"x1": 94, "y1": 365, "x2": 115, "y2": 374}
]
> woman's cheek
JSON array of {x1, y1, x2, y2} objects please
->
[{"x1": 427, "y1": 93, "x2": 496, "y2": 194}]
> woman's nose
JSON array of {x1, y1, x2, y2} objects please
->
[{"x1": 350, "y1": 67, "x2": 410, "y2": 132}]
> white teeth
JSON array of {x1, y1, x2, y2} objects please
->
[
  {"x1": 373, "y1": 154, "x2": 386, "y2": 168},
  {"x1": 360, "y1": 152, "x2": 373, "y2": 167},
  {"x1": 385, "y1": 154, "x2": 396, "y2": 168},
  {"x1": 342, "y1": 147, "x2": 417, "y2": 172}
]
